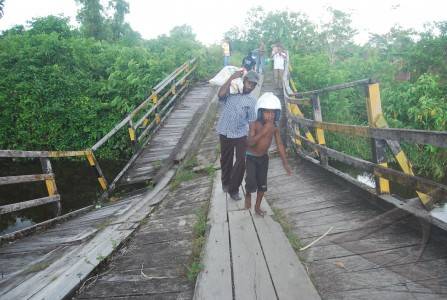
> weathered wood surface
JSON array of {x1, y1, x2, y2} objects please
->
[
  {"x1": 229, "y1": 209, "x2": 277, "y2": 300},
  {"x1": 252, "y1": 215, "x2": 320, "y2": 300},
  {"x1": 75, "y1": 175, "x2": 212, "y2": 300},
  {"x1": 76, "y1": 104, "x2": 219, "y2": 299},
  {"x1": 290, "y1": 115, "x2": 447, "y2": 148},
  {"x1": 0, "y1": 192, "x2": 144, "y2": 299},
  {"x1": 0, "y1": 195, "x2": 60, "y2": 215},
  {"x1": 0, "y1": 173, "x2": 53, "y2": 185},
  {"x1": 194, "y1": 172, "x2": 232, "y2": 300},
  {"x1": 267, "y1": 156, "x2": 447, "y2": 299},
  {"x1": 121, "y1": 83, "x2": 215, "y2": 185},
  {"x1": 0, "y1": 166, "x2": 175, "y2": 300}
]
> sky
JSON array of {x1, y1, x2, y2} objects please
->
[{"x1": 0, "y1": 0, "x2": 446, "y2": 45}]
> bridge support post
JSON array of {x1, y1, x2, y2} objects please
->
[
  {"x1": 86, "y1": 150, "x2": 108, "y2": 191},
  {"x1": 40, "y1": 158, "x2": 61, "y2": 216},
  {"x1": 311, "y1": 94, "x2": 328, "y2": 166},
  {"x1": 366, "y1": 83, "x2": 390, "y2": 195},
  {"x1": 128, "y1": 120, "x2": 138, "y2": 153}
]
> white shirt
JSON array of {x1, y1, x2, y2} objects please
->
[{"x1": 273, "y1": 52, "x2": 286, "y2": 70}]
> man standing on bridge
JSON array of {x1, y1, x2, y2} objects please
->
[{"x1": 217, "y1": 70, "x2": 259, "y2": 200}]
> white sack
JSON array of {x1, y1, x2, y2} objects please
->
[{"x1": 209, "y1": 66, "x2": 244, "y2": 94}]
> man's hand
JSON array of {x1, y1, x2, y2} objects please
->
[{"x1": 230, "y1": 69, "x2": 244, "y2": 80}]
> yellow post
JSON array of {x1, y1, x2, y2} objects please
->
[
  {"x1": 366, "y1": 83, "x2": 390, "y2": 194},
  {"x1": 86, "y1": 150, "x2": 108, "y2": 191},
  {"x1": 311, "y1": 94, "x2": 328, "y2": 165},
  {"x1": 151, "y1": 94, "x2": 158, "y2": 104}
]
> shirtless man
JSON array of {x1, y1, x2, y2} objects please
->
[{"x1": 245, "y1": 93, "x2": 292, "y2": 216}]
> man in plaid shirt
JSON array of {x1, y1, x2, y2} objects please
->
[{"x1": 216, "y1": 70, "x2": 259, "y2": 200}]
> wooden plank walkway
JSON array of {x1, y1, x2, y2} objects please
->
[
  {"x1": 122, "y1": 84, "x2": 215, "y2": 185},
  {"x1": 267, "y1": 156, "x2": 447, "y2": 299},
  {"x1": 194, "y1": 169, "x2": 320, "y2": 300}
]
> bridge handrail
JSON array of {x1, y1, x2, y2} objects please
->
[
  {"x1": 92, "y1": 58, "x2": 197, "y2": 151},
  {"x1": 0, "y1": 58, "x2": 198, "y2": 224},
  {"x1": 282, "y1": 52, "x2": 446, "y2": 208}
]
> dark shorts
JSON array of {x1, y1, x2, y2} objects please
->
[{"x1": 245, "y1": 154, "x2": 269, "y2": 193}]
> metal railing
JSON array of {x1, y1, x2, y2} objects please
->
[
  {"x1": 282, "y1": 54, "x2": 447, "y2": 208},
  {"x1": 0, "y1": 58, "x2": 197, "y2": 222}
]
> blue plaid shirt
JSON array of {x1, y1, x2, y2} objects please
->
[{"x1": 216, "y1": 93, "x2": 257, "y2": 138}]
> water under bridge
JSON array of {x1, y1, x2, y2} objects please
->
[{"x1": 1, "y1": 57, "x2": 447, "y2": 300}]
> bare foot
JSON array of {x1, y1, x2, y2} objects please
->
[
  {"x1": 255, "y1": 207, "x2": 266, "y2": 217},
  {"x1": 245, "y1": 196, "x2": 251, "y2": 209}
]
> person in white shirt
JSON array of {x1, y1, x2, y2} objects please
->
[
  {"x1": 271, "y1": 43, "x2": 287, "y2": 88},
  {"x1": 222, "y1": 38, "x2": 231, "y2": 66}
]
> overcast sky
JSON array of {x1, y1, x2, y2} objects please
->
[{"x1": 1, "y1": 0, "x2": 446, "y2": 45}]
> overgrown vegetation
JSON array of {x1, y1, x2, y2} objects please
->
[
  {"x1": 186, "y1": 201, "x2": 209, "y2": 282},
  {"x1": 0, "y1": 1, "x2": 221, "y2": 159},
  {"x1": 170, "y1": 158, "x2": 198, "y2": 189},
  {"x1": 227, "y1": 7, "x2": 447, "y2": 182},
  {"x1": 1, "y1": 2, "x2": 446, "y2": 182},
  {"x1": 272, "y1": 207, "x2": 303, "y2": 254}
]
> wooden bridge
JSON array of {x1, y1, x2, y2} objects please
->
[{"x1": 1, "y1": 56, "x2": 447, "y2": 300}]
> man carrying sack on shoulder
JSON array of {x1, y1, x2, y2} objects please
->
[{"x1": 217, "y1": 70, "x2": 260, "y2": 200}]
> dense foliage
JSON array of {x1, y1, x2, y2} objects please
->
[
  {"x1": 0, "y1": 2, "x2": 221, "y2": 159},
  {"x1": 227, "y1": 7, "x2": 447, "y2": 181}
]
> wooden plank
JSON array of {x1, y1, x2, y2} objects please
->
[
  {"x1": 0, "y1": 195, "x2": 60, "y2": 215},
  {"x1": 193, "y1": 222, "x2": 232, "y2": 300},
  {"x1": 290, "y1": 116, "x2": 447, "y2": 148},
  {"x1": 252, "y1": 215, "x2": 321, "y2": 300},
  {"x1": 208, "y1": 171, "x2": 227, "y2": 224},
  {"x1": 0, "y1": 150, "x2": 87, "y2": 158},
  {"x1": 0, "y1": 173, "x2": 53, "y2": 185},
  {"x1": 228, "y1": 210, "x2": 277, "y2": 300},
  {"x1": 295, "y1": 79, "x2": 371, "y2": 97}
]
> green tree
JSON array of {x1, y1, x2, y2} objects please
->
[
  {"x1": 108, "y1": 0, "x2": 129, "y2": 41},
  {"x1": 0, "y1": 0, "x2": 4, "y2": 18},
  {"x1": 76, "y1": 0, "x2": 105, "y2": 39},
  {"x1": 321, "y1": 8, "x2": 357, "y2": 63}
]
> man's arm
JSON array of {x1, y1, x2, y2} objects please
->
[
  {"x1": 218, "y1": 70, "x2": 243, "y2": 99},
  {"x1": 274, "y1": 128, "x2": 292, "y2": 175}
]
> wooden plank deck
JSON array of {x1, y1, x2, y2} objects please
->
[
  {"x1": 194, "y1": 173, "x2": 320, "y2": 300},
  {"x1": 266, "y1": 157, "x2": 447, "y2": 299},
  {"x1": 121, "y1": 83, "x2": 215, "y2": 185}
]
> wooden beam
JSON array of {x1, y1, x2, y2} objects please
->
[
  {"x1": 0, "y1": 174, "x2": 54, "y2": 185},
  {"x1": 290, "y1": 116, "x2": 447, "y2": 148},
  {"x1": 295, "y1": 78, "x2": 371, "y2": 97},
  {"x1": 0, "y1": 195, "x2": 60, "y2": 215},
  {"x1": 297, "y1": 135, "x2": 447, "y2": 204},
  {"x1": 0, "y1": 150, "x2": 87, "y2": 158}
]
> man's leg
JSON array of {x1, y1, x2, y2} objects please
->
[
  {"x1": 273, "y1": 69, "x2": 278, "y2": 86},
  {"x1": 244, "y1": 155, "x2": 256, "y2": 209},
  {"x1": 278, "y1": 69, "x2": 284, "y2": 87},
  {"x1": 219, "y1": 135, "x2": 234, "y2": 192},
  {"x1": 254, "y1": 191, "x2": 265, "y2": 216},
  {"x1": 229, "y1": 136, "x2": 247, "y2": 196},
  {"x1": 255, "y1": 155, "x2": 269, "y2": 216}
]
